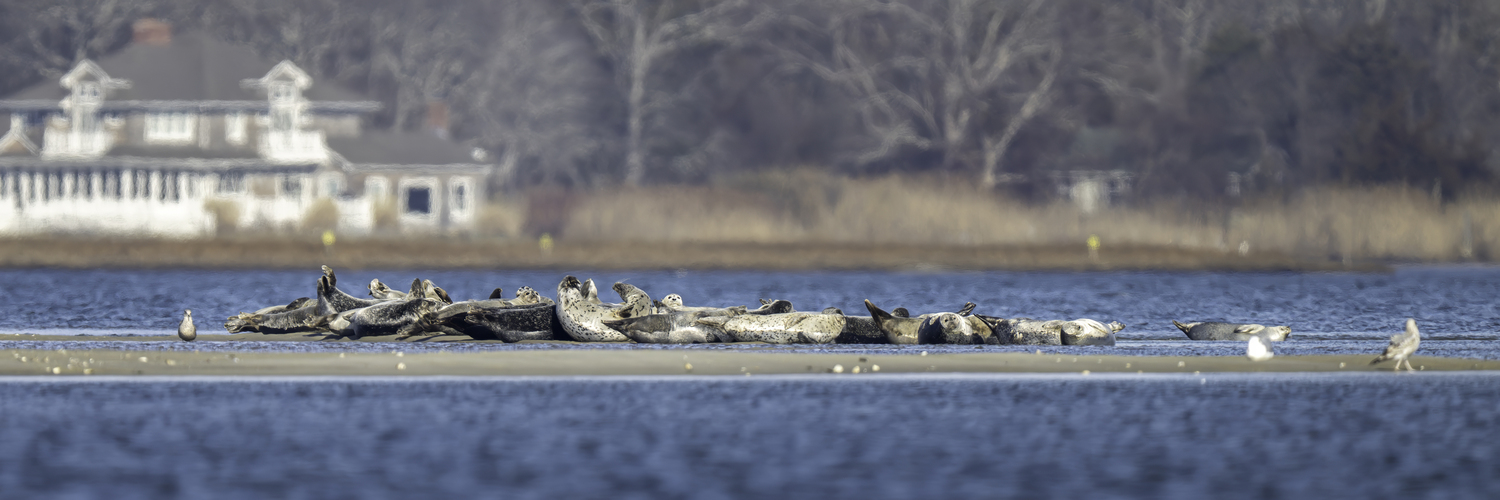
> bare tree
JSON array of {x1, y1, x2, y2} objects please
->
[
  {"x1": 777, "y1": 0, "x2": 1061, "y2": 186},
  {"x1": 573, "y1": 0, "x2": 769, "y2": 185},
  {"x1": 3, "y1": 0, "x2": 166, "y2": 77}
]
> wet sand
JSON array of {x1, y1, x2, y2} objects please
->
[
  {"x1": 0, "y1": 237, "x2": 1387, "y2": 272},
  {"x1": 3, "y1": 338, "x2": 1494, "y2": 376}
]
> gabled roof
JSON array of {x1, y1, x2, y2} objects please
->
[
  {"x1": 327, "y1": 131, "x2": 487, "y2": 168},
  {"x1": 2, "y1": 32, "x2": 371, "y2": 104},
  {"x1": 59, "y1": 60, "x2": 130, "y2": 91}
]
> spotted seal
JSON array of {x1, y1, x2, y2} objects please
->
[
  {"x1": 178, "y1": 310, "x2": 196, "y2": 342},
  {"x1": 694, "y1": 312, "x2": 845, "y2": 344},
  {"x1": 611, "y1": 282, "x2": 652, "y2": 319},
  {"x1": 555, "y1": 276, "x2": 633, "y2": 342},
  {"x1": 1371, "y1": 318, "x2": 1421, "y2": 371},
  {"x1": 316, "y1": 290, "x2": 444, "y2": 340},
  {"x1": 603, "y1": 307, "x2": 735, "y2": 344},
  {"x1": 225, "y1": 302, "x2": 323, "y2": 334},
  {"x1": 984, "y1": 318, "x2": 1065, "y2": 345},
  {"x1": 1173, "y1": 321, "x2": 1291, "y2": 341}
]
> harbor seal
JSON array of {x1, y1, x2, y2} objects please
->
[
  {"x1": 319, "y1": 294, "x2": 444, "y2": 340},
  {"x1": 917, "y1": 312, "x2": 978, "y2": 344},
  {"x1": 555, "y1": 276, "x2": 633, "y2": 342},
  {"x1": 251, "y1": 297, "x2": 314, "y2": 316},
  {"x1": 984, "y1": 317, "x2": 1065, "y2": 345},
  {"x1": 437, "y1": 301, "x2": 563, "y2": 342},
  {"x1": 369, "y1": 279, "x2": 405, "y2": 300},
  {"x1": 319, "y1": 267, "x2": 388, "y2": 313},
  {"x1": 603, "y1": 308, "x2": 731, "y2": 344},
  {"x1": 865, "y1": 300, "x2": 983, "y2": 344},
  {"x1": 1173, "y1": 321, "x2": 1291, "y2": 341},
  {"x1": 224, "y1": 302, "x2": 323, "y2": 334},
  {"x1": 694, "y1": 312, "x2": 845, "y2": 344},
  {"x1": 1062, "y1": 319, "x2": 1125, "y2": 346},
  {"x1": 178, "y1": 310, "x2": 196, "y2": 342},
  {"x1": 611, "y1": 282, "x2": 652, "y2": 319},
  {"x1": 1371, "y1": 318, "x2": 1421, "y2": 371}
]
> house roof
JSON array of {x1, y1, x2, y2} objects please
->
[
  {"x1": 328, "y1": 131, "x2": 485, "y2": 167},
  {"x1": 1, "y1": 32, "x2": 375, "y2": 107}
]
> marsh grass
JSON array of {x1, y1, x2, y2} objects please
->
[{"x1": 546, "y1": 170, "x2": 1497, "y2": 262}]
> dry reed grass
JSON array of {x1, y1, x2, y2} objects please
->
[{"x1": 553, "y1": 170, "x2": 1495, "y2": 262}]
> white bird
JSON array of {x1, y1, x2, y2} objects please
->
[
  {"x1": 178, "y1": 309, "x2": 197, "y2": 342},
  {"x1": 1371, "y1": 318, "x2": 1421, "y2": 372},
  {"x1": 1246, "y1": 332, "x2": 1274, "y2": 362}
]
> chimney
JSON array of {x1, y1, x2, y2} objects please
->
[
  {"x1": 425, "y1": 100, "x2": 450, "y2": 140},
  {"x1": 132, "y1": 19, "x2": 172, "y2": 46}
]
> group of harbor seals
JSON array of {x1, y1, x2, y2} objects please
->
[{"x1": 210, "y1": 268, "x2": 1422, "y2": 369}]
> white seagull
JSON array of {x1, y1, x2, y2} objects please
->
[
  {"x1": 178, "y1": 309, "x2": 197, "y2": 342},
  {"x1": 1370, "y1": 318, "x2": 1421, "y2": 372},
  {"x1": 1246, "y1": 332, "x2": 1274, "y2": 362}
]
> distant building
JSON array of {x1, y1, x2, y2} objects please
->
[{"x1": 0, "y1": 19, "x2": 489, "y2": 237}]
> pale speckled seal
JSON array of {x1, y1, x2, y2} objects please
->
[
  {"x1": 694, "y1": 312, "x2": 845, "y2": 344},
  {"x1": 611, "y1": 282, "x2": 652, "y2": 319},
  {"x1": 555, "y1": 276, "x2": 633, "y2": 342},
  {"x1": 1173, "y1": 321, "x2": 1291, "y2": 341},
  {"x1": 984, "y1": 317, "x2": 1065, "y2": 345},
  {"x1": 1062, "y1": 319, "x2": 1125, "y2": 346}
]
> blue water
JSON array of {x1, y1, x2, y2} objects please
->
[
  {"x1": 0, "y1": 265, "x2": 1497, "y2": 338},
  {"x1": 0, "y1": 373, "x2": 1496, "y2": 499}
]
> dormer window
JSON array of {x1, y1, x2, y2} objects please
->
[
  {"x1": 145, "y1": 112, "x2": 196, "y2": 143},
  {"x1": 270, "y1": 83, "x2": 295, "y2": 103},
  {"x1": 78, "y1": 83, "x2": 102, "y2": 103}
]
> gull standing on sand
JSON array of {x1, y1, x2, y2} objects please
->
[
  {"x1": 178, "y1": 310, "x2": 197, "y2": 342},
  {"x1": 1371, "y1": 318, "x2": 1420, "y2": 372},
  {"x1": 1245, "y1": 332, "x2": 1274, "y2": 361}
]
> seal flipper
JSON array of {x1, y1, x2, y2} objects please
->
[
  {"x1": 433, "y1": 286, "x2": 453, "y2": 304},
  {"x1": 865, "y1": 300, "x2": 895, "y2": 330},
  {"x1": 1172, "y1": 320, "x2": 1194, "y2": 335},
  {"x1": 955, "y1": 302, "x2": 976, "y2": 316},
  {"x1": 1233, "y1": 324, "x2": 1264, "y2": 335},
  {"x1": 488, "y1": 288, "x2": 505, "y2": 300},
  {"x1": 321, "y1": 265, "x2": 336, "y2": 286}
]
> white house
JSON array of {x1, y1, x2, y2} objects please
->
[{"x1": 0, "y1": 19, "x2": 489, "y2": 237}]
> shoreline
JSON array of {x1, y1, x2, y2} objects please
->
[
  {"x1": 3, "y1": 345, "x2": 1495, "y2": 376},
  {"x1": 0, "y1": 237, "x2": 1393, "y2": 272}
]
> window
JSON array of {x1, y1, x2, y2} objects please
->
[
  {"x1": 217, "y1": 174, "x2": 244, "y2": 194},
  {"x1": 366, "y1": 176, "x2": 389, "y2": 199},
  {"x1": 270, "y1": 83, "x2": 295, "y2": 103},
  {"x1": 78, "y1": 83, "x2": 101, "y2": 103},
  {"x1": 405, "y1": 187, "x2": 431, "y2": 214},
  {"x1": 225, "y1": 112, "x2": 247, "y2": 145},
  {"x1": 280, "y1": 175, "x2": 302, "y2": 197},
  {"x1": 144, "y1": 112, "x2": 196, "y2": 143}
]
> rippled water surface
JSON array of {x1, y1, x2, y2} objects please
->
[
  {"x1": 1, "y1": 374, "x2": 1497, "y2": 499},
  {"x1": 2, "y1": 265, "x2": 1499, "y2": 337}
]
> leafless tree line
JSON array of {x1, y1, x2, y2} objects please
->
[{"x1": 3, "y1": 0, "x2": 1500, "y2": 200}]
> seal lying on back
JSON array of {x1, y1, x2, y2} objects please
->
[
  {"x1": 1173, "y1": 321, "x2": 1291, "y2": 341},
  {"x1": 694, "y1": 312, "x2": 845, "y2": 344},
  {"x1": 555, "y1": 276, "x2": 633, "y2": 342},
  {"x1": 251, "y1": 297, "x2": 314, "y2": 316},
  {"x1": 604, "y1": 310, "x2": 726, "y2": 344},
  {"x1": 866, "y1": 300, "x2": 986, "y2": 344},
  {"x1": 318, "y1": 292, "x2": 444, "y2": 340},
  {"x1": 438, "y1": 302, "x2": 562, "y2": 342}
]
